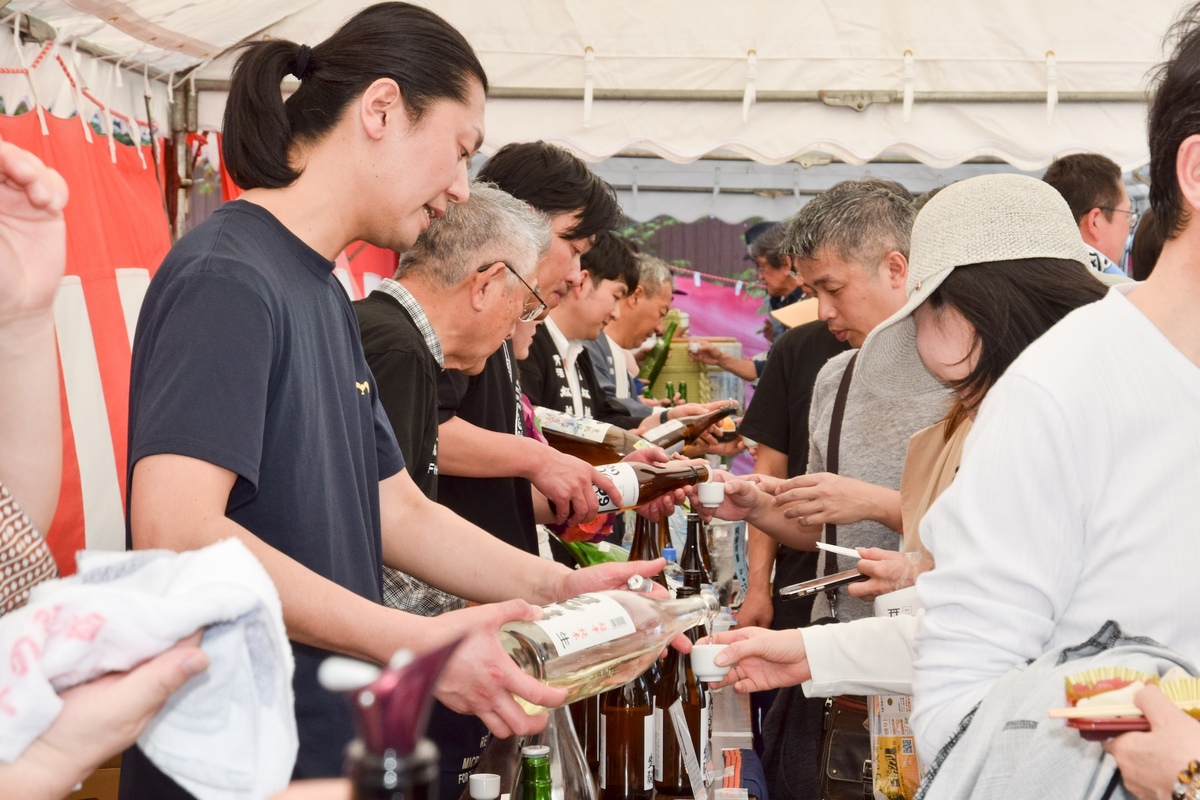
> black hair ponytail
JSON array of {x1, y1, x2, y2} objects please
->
[{"x1": 222, "y1": 2, "x2": 487, "y2": 191}]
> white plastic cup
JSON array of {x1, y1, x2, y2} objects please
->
[
  {"x1": 697, "y1": 481, "x2": 726, "y2": 508},
  {"x1": 690, "y1": 643, "x2": 731, "y2": 682}
]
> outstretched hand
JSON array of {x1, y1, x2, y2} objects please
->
[{"x1": 699, "y1": 626, "x2": 811, "y2": 693}]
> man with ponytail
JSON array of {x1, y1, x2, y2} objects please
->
[{"x1": 123, "y1": 5, "x2": 663, "y2": 795}]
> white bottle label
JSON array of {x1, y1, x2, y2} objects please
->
[
  {"x1": 599, "y1": 713, "x2": 607, "y2": 790},
  {"x1": 642, "y1": 418, "x2": 685, "y2": 443},
  {"x1": 537, "y1": 407, "x2": 612, "y2": 443},
  {"x1": 643, "y1": 712, "x2": 655, "y2": 790},
  {"x1": 653, "y1": 705, "x2": 665, "y2": 781},
  {"x1": 532, "y1": 593, "x2": 636, "y2": 656},
  {"x1": 593, "y1": 463, "x2": 640, "y2": 513}
]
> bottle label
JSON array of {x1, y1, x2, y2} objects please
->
[
  {"x1": 536, "y1": 407, "x2": 610, "y2": 443},
  {"x1": 643, "y1": 712, "x2": 655, "y2": 790},
  {"x1": 532, "y1": 593, "x2": 636, "y2": 656},
  {"x1": 653, "y1": 705, "x2": 665, "y2": 781},
  {"x1": 699, "y1": 700, "x2": 711, "y2": 783},
  {"x1": 641, "y1": 418, "x2": 685, "y2": 443},
  {"x1": 593, "y1": 463, "x2": 640, "y2": 513},
  {"x1": 599, "y1": 713, "x2": 607, "y2": 790}
]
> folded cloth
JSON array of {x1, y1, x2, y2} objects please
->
[
  {"x1": 723, "y1": 747, "x2": 769, "y2": 800},
  {"x1": 0, "y1": 538, "x2": 296, "y2": 800}
]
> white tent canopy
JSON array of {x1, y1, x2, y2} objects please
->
[{"x1": 0, "y1": 0, "x2": 1182, "y2": 219}]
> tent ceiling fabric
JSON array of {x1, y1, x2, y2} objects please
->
[{"x1": 2, "y1": 1, "x2": 1183, "y2": 173}]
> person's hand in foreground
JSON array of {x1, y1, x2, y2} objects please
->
[
  {"x1": 273, "y1": 781, "x2": 352, "y2": 800},
  {"x1": 848, "y1": 548, "x2": 932, "y2": 600},
  {"x1": 0, "y1": 632, "x2": 208, "y2": 800},
  {"x1": 699, "y1": 626, "x2": 811, "y2": 693},
  {"x1": 432, "y1": 600, "x2": 568, "y2": 738},
  {"x1": 1104, "y1": 683, "x2": 1200, "y2": 800},
  {"x1": 557, "y1": 557, "x2": 691, "y2": 654},
  {"x1": 0, "y1": 136, "x2": 69, "y2": 323}
]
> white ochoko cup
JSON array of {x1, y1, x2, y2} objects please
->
[
  {"x1": 690, "y1": 643, "x2": 731, "y2": 682},
  {"x1": 697, "y1": 481, "x2": 726, "y2": 508}
]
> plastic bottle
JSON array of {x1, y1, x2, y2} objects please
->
[{"x1": 660, "y1": 545, "x2": 685, "y2": 596}]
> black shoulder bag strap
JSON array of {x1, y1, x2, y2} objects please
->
[{"x1": 823, "y1": 352, "x2": 858, "y2": 617}]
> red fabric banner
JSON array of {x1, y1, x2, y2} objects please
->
[{"x1": 0, "y1": 112, "x2": 172, "y2": 574}]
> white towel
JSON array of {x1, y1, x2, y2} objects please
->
[{"x1": 0, "y1": 538, "x2": 296, "y2": 800}]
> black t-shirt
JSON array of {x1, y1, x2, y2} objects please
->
[
  {"x1": 739, "y1": 320, "x2": 850, "y2": 629},
  {"x1": 356, "y1": 291, "x2": 439, "y2": 499},
  {"x1": 520, "y1": 324, "x2": 642, "y2": 429},
  {"x1": 437, "y1": 343, "x2": 539, "y2": 554},
  {"x1": 126, "y1": 200, "x2": 405, "y2": 779}
]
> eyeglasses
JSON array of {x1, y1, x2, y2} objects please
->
[
  {"x1": 478, "y1": 260, "x2": 547, "y2": 322},
  {"x1": 1097, "y1": 206, "x2": 1141, "y2": 230}
]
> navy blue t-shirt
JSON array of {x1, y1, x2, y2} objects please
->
[{"x1": 126, "y1": 200, "x2": 405, "y2": 779}]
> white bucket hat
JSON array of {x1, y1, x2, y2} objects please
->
[{"x1": 855, "y1": 173, "x2": 1094, "y2": 398}]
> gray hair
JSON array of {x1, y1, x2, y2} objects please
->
[
  {"x1": 748, "y1": 223, "x2": 789, "y2": 268},
  {"x1": 636, "y1": 254, "x2": 674, "y2": 297},
  {"x1": 785, "y1": 179, "x2": 915, "y2": 270},
  {"x1": 394, "y1": 182, "x2": 551, "y2": 290}
]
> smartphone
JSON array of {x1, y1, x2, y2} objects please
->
[{"x1": 779, "y1": 568, "x2": 868, "y2": 598}]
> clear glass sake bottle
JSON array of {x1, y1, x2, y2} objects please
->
[{"x1": 499, "y1": 589, "x2": 718, "y2": 713}]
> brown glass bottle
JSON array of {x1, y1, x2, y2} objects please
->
[
  {"x1": 639, "y1": 403, "x2": 738, "y2": 452},
  {"x1": 681, "y1": 513, "x2": 711, "y2": 589},
  {"x1": 656, "y1": 515, "x2": 672, "y2": 555},
  {"x1": 599, "y1": 673, "x2": 655, "y2": 800},
  {"x1": 584, "y1": 461, "x2": 711, "y2": 514},
  {"x1": 570, "y1": 694, "x2": 601, "y2": 774},
  {"x1": 628, "y1": 516, "x2": 667, "y2": 588},
  {"x1": 536, "y1": 407, "x2": 651, "y2": 465},
  {"x1": 652, "y1": 586, "x2": 710, "y2": 795},
  {"x1": 348, "y1": 739, "x2": 437, "y2": 800}
]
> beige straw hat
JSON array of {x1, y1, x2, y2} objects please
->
[
  {"x1": 855, "y1": 173, "x2": 1095, "y2": 398},
  {"x1": 769, "y1": 297, "x2": 819, "y2": 329}
]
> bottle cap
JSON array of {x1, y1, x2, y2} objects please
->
[
  {"x1": 627, "y1": 574, "x2": 654, "y2": 593},
  {"x1": 469, "y1": 773, "x2": 501, "y2": 799},
  {"x1": 522, "y1": 744, "x2": 551, "y2": 758},
  {"x1": 662, "y1": 545, "x2": 677, "y2": 560}
]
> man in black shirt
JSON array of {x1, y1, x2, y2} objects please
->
[
  {"x1": 357, "y1": 184, "x2": 550, "y2": 798},
  {"x1": 437, "y1": 142, "x2": 625, "y2": 546},
  {"x1": 357, "y1": 183, "x2": 549, "y2": 613}
]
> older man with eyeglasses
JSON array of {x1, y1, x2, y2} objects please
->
[{"x1": 1042, "y1": 153, "x2": 1139, "y2": 280}]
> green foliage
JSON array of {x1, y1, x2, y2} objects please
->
[{"x1": 618, "y1": 214, "x2": 678, "y2": 249}]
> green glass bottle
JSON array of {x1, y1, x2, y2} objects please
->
[
  {"x1": 520, "y1": 744, "x2": 553, "y2": 800},
  {"x1": 637, "y1": 320, "x2": 678, "y2": 390}
]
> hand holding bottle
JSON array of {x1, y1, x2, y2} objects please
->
[
  {"x1": 432, "y1": 600, "x2": 569, "y2": 738},
  {"x1": 528, "y1": 447, "x2": 621, "y2": 525}
]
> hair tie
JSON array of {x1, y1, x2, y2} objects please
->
[{"x1": 292, "y1": 44, "x2": 313, "y2": 81}]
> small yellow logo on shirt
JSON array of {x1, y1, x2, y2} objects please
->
[{"x1": 356, "y1": 381, "x2": 370, "y2": 395}]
